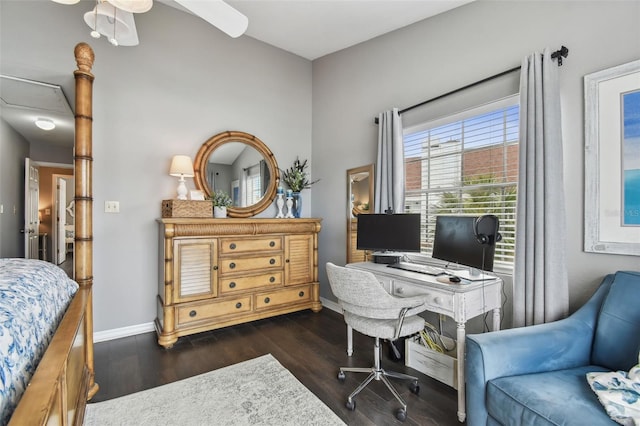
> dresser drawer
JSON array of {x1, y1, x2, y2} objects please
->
[
  {"x1": 219, "y1": 272, "x2": 283, "y2": 294},
  {"x1": 219, "y1": 255, "x2": 283, "y2": 274},
  {"x1": 255, "y1": 285, "x2": 311, "y2": 310},
  {"x1": 219, "y1": 237, "x2": 283, "y2": 254},
  {"x1": 176, "y1": 296, "x2": 252, "y2": 326},
  {"x1": 392, "y1": 281, "x2": 454, "y2": 312}
]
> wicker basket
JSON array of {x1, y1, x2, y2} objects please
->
[{"x1": 161, "y1": 200, "x2": 212, "y2": 218}]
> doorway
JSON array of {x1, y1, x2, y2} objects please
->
[{"x1": 52, "y1": 174, "x2": 74, "y2": 265}]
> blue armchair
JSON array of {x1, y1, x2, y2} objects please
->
[{"x1": 465, "y1": 270, "x2": 640, "y2": 426}]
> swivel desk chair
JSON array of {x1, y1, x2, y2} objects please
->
[{"x1": 326, "y1": 262, "x2": 429, "y2": 421}]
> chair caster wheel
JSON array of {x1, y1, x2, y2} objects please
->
[
  {"x1": 337, "y1": 371, "x2": 346, "y2": 382},
  {"x1": 395, "y1": 408, "x2": 407, "y2": 421},
  {"x1": 409, "y1": 381, "x2": 420, "y2": 394},
  {"x1": 346, "y1": 399, "x2": 356, "y2": 411}
]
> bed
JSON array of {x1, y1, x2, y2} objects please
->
[{"x1": 2, "y1": 42, "x2": 97, "y2": 426}]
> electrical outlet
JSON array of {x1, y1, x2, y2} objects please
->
[{"x1": 105, "y1": 201, "x2": 120, "y2": 213}]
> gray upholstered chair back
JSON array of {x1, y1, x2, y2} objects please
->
[{"x1": 326, "y1": 262, "x2": 427, "y2": 320}]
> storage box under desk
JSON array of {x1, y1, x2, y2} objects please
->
[{"x1": 405, "y1": 337, "x2": 458, "y2": 389}]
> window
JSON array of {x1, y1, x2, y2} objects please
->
[
  {"x1": 403, "y1": 95, "x2": 519, "y2": 270},
  {"x1": 245, "y1": 165, "x2": 262, "y2": 206}
]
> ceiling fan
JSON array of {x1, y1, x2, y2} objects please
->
[{"x1": 51, "y1": 0, "x2": 248, "y2": 46}]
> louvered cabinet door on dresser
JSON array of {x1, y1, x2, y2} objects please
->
[{"x1": 156, "y1": 218, "x2": 322, "y2": 348}]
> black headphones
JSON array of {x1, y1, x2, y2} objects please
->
[{"x1": 474, "y1": 215, "x2": 502, "y2": 245}]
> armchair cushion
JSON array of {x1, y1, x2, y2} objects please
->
[{"x1": 487, "y1": 365, "x2": 613, "y2": 426}]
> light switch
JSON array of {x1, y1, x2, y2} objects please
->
[{"x1": 105, "y1": 201, "x2": 120, "y2": 213}]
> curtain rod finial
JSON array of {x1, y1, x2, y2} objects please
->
[{"x1": 551, "y1": 46, "x2": 569, "y2": 66}]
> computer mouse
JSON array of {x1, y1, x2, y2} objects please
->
[{"x1": 449, "y1": 275, "x2": 461, "y2": 283}]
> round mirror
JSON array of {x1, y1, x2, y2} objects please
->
[{"x1": 194, "y1": 131, "x2": 279, "y2": 218}]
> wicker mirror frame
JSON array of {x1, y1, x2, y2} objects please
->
[{"x1": 193, "y1": 130, "x2": 279, "y2": 218}]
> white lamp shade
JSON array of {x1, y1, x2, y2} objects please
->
[
  {"x1": 174, "y1": 0, "x2": 248, "y2": 38},
  {"x1": 51, "y1": 0, "x2": 81, "y2": 4},
  {"x1": 169, "y1": 155, "x2": 195, "y2": 177},
  {"x1": 106, "y1": 0, "x2": 153, "y2": 14},
  {"x1": 83, "y1": 2, "x2": 140, "y2": 46}
]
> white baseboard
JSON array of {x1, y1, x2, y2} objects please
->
[
  {"x1": 95, "y1": 301, "x2": 341, "y2": 343},
  {"x1": 320, "y1": 297, "x2": 342, "y2": 314},
  {"x1": 94, "y1": 322, "x2": 155, "y2": 343}
]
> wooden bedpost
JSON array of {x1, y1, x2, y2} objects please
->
[{"x1": 74, "y1": 42, "x2": 99, "y2": 399}]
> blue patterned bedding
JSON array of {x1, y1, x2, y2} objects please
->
[{"x1": 0, "y1": 259, "x2": 79, "y2": 425}]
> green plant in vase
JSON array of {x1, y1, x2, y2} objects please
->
[
  {"x1": 209, "y1": 190, "x2": 232, "y2": 218},
  {"x1": 281, "y1": 157, "x2": 320, "y2": 218}
]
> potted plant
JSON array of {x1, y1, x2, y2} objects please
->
[
  {"x1": 210, "y1": 190, "x2": 232, "y2": 218},
  {"x1": 281, "y1": 157, "x2": 320, "y2": 217}
]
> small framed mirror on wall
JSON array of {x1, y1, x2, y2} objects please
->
[{"x1": 346, "y1": 164, "x2": 374, "y2": 264}]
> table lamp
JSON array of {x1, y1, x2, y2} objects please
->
[{"x1": 169, "y1": 155, "x2": 194, "y2": 200}]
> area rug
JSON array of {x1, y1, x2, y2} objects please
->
[{"x1": 84, "y1": 354, "x2": 345, "y2": 426}]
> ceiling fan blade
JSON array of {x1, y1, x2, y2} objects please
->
[{"x1": 174, "y1": 0, "x2": 248, "y2": 38}]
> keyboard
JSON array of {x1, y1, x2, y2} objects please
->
[{"x1": 387, "y1": 262, "x2": 445, "y2": 276}]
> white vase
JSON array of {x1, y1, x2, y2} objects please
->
[{"x1": 214, "y1": 206, "x2": 227, "y2": 218}]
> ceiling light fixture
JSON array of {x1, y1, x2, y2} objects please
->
[
  {"x1": 91, "y1": 1, "x2": 100, "y2": 39},
  {"x1": 35, "y1": 118, "x2": 55, "y2": 131},
  {"x1": 83, "y1": 1, "x2": 139, "y2": 46}
]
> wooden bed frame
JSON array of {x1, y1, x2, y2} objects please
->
[{"x1": 8, "y1": 43, "x2": 97, "y2": 426}]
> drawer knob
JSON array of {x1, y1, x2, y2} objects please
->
[
  {"x1": 229, "y1": 282, "x2": 236, "y2": 288},
  {"x1": 433, "y1": 297, "x2": 442, "y2": 305},
  {"x1": 269, "y1": 258, "x2": 276, "y2": 265},
  {"x1": 299, "y1": 291, "x2": 305, "y2": 297},
  {"x1": 235, "y1": 302, "x2": 242, "y2": 309},
  {"x1": 189, "y1": 310, "x2": 197, "y2": 317},
  {"x1": 264, "y1": 297, "x2": 271, "y2": 304},
  {"x1": 285, "y1": 259, "x2": 290, "y2": 263},
  {"x1": 396, "y1": 287, "x2": 404, "y2": 294},
  {"x1": 269, "y1": 241, "x2": 275, "y2": 247},
  {"x1": 269, "y1": 276, "x2": 275, "y2": 283},
  {"x1": 229, "y1": 243, "x2": 236, "y2": 250},
  {"x1": 229, "y1": 262, "x2": 236, "y2": 269},
  {"x1": 212, "y1": 265, "x2": 218, "y2": 271}
]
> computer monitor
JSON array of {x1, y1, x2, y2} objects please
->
[
  {"x1": 356, "y1": 214, "x2": 421, "y2": 253},
  {"x1": 432, "y1": 215, "x2": 497, "y2": 272}
]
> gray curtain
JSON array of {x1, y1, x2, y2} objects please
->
[
  {"x1": 374, "y1": 108, "x2": 405, "y2": 214},
  {"x1": 513, "y1": 49, "x2": 568, "y2": 327}
]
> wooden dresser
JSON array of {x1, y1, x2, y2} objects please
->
[{"x1": 156, "y1": 218, "x2": 322, "y2": 348}]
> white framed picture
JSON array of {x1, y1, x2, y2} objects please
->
[
  {"x1": 190, "y1": 190, "x2": 205, "y2": 201},
  {"x1": 584, "y1": 59, "x2": 640, "y2": 256}
]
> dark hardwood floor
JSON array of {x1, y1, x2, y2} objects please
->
[{"x1": 91, "y1": 309, "x2": 461, "y2": 426}]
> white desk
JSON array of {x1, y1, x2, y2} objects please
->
[{"x1": 346, "y1": 261, "x2": 502, "y2": 423}]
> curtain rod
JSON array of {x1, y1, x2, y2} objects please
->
[{"x1": 374, "y1": 46, "x2": 569, "y2": 124}]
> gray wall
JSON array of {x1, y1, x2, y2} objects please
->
[
  {"x1": 311, "y1": 0, "x2": 640, "y2": 331},
  {"x1": 1, "y1": 1, "x2": 312, "y2": 332},
  {"x1": 0, "y1": 119, "x2": 29, "y2": 258},
  {"x1": 2, "y1": 0, "x2": 639, "y2": 335}
]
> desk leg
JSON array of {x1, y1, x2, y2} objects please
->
[
  {"x1": 347, "y1": 325, "x2": 353, "y2": 356},
  {"x1": 492, "y1": 307, "x2": 501, "y2": 331},
  {"x1": 456, "y1": 321, "x2": 466, "y2": 423}
]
